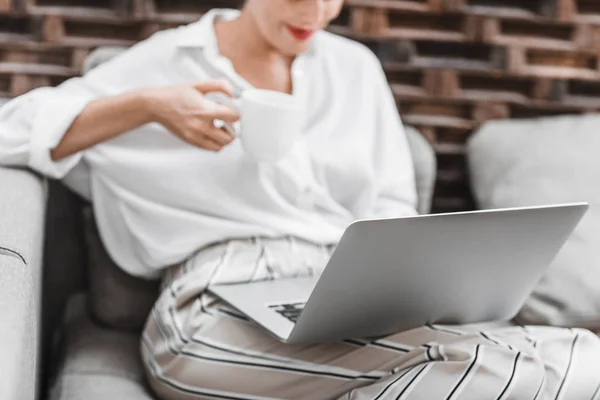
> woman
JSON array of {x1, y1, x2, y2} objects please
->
[{"x1": 1, "y1": 1, "x2": 600, "y2": 399}]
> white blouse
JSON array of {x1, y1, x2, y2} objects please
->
[{"x1": 0, "y1": 9, "x2": 417, "y2": 279}]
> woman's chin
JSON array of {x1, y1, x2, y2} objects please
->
[{"x1": 278, "y1": 40, "x2": 313, "y2": 57}]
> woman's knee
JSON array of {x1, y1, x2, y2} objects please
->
[
  {"x1": 518, "y1": 327, "x2": 600, "y2": 398},
  {"x1": 573, "y1": 327, "x2": 600, "y2": 346},
  {"x1": 433, "y1": 338, "x2": 547, "y2": 398}
]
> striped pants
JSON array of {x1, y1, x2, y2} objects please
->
[{"x1": 141, "y1": 237, "x2": 600, "y2": 399}]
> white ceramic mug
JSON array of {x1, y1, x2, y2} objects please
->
[{"x1": 206, "y1": 89, "x2": 303, "y2": 162}]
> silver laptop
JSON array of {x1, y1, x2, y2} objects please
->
[{"x1": 209, "y1": 203, "x2": 588, "y2": 344}]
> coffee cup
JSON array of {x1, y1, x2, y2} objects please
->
[{"x1": 206, "y1": 89, "x2": 303, "y2": 162}]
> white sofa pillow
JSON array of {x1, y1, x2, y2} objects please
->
[{"x1": 468, "y1": 115, "x2": 600, "y2": 329}]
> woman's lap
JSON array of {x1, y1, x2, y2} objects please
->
[
  {"x1": 141, "y1": 239, "x2": 600, "y2": 399},
  {"x1": 142, "y1": 290, "x2": 600, "y2": 400}
]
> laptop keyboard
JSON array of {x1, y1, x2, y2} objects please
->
[{"x1": 269, "y1": 302, "x2": 306, "y2": 323}]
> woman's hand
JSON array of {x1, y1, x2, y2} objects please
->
[{"x1": 143, "y1": 80, "x2": 240, "y2": 152}]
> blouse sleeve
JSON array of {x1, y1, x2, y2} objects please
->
[
  {"x1": 0, "y1": 83, "x2": 95, "y2": 178},
  {"x1": 0, "y1": 28, "x2": 175, "y2": 179}
]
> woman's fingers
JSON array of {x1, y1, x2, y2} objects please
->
[
  {"x1": 193, "y1": 79, "x2": 235, "y2": 97},
  {"x1": 208, "y1": 103, "x2": 240, "y2": 123},
  {"x1": 190, "y1": 80, "x2": 240, "y2": 124},
  {"x1": 203, "y1": 123, "x2": 234, "y2": 146},
  {"x1": 181, "y1": 120, "x2": 233, "y2": 151},
  {"x1": 199, "y1": 138, "x2": 223, "y2": 152},
  {"x1": 160, "y1": 79, "x2": 239, "y2": 151},
  {"x1": 185, "y1": 133, "x2": 223, "y2": 152}
]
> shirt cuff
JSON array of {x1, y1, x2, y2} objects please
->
[{"x1": 29, "y1": 95, "x2": 92, "y2": 179}]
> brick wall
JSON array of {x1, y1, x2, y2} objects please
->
[{"x1": 1, "y1": 0, "x2": 599, "y2": 212}]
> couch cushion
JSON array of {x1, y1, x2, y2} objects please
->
[
  {"x1": 84, "y1": 207, "x2": 159, "y2": 331},
  {"x1": 467, "y1": 115, "x2": 600, "y2": 329},
  {"x1": 50, "y1": 294, "x2": 156, "y2": 400},
  {"x1": 405, "y1": 126, "x2": 436, "y2": 215}
]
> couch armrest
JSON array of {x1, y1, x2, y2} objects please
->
[{"x1": 0, "y1": 167, "x2": 46, "y2": 400}]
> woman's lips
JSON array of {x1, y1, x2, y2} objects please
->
[{"x1": 287, "y1": 25, "x2": 315, "y2": 41}]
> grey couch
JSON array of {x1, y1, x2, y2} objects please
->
[{"x1": 0, "y1": 59, "x2": 438, "y2": 398}]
